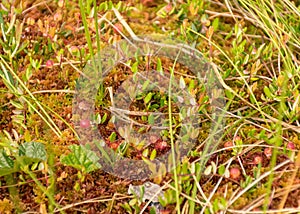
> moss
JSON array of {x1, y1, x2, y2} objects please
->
[{"x1": 0, "y1": 198, "x2": 13, "y2": 213}]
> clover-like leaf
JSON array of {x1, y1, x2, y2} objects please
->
[
  {"x1": 19, "y1": 142, "x2": 47, "y2": 161},
  {"x1": 60, "y1": 145, "x2": 101, "y2": 173},
  {"x1": 0, "y1": 149, "x2": 14, "y2": 169},
  {"x1": 0, "y1": 149, "x2": 19, "y2": 176}
]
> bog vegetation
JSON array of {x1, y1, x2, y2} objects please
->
[{"x1": 0, "y1": 0, "x2": 299, "y2": 213}]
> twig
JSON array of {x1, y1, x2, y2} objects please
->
[
  {"x1": 22, "y1": 0, "x2": 52, "y2": 15},
  {"x1": 32, "y1": 89, "x2": 75, "y2": 94},
  {"x1": 278, "y1": 151, "x2": 300, "y2": 211},
  {"x1": 54, "y1": 194, "x2": 131, "y2": 213}
]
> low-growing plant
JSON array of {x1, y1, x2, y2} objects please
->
[
  {"x1": 0, "y1": 140, "x2": 47, "y2": 177},
  {"x1": 60, "y1": 144, "x2": 101, "y2": 191}
]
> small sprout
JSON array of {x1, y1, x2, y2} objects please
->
[
  {"x1": 253, "y1": 155, "x2": 263, "y2": 164},
  {"x1": 286, "y1": 142, "x2": 296, "y2": 150},
  {"x1": 46, "y1": 60, "x2": 54, "y2": 68},
  {"x1": 229, "y1": 167, "x2": 241, "y2": 179},
  {"x1": 80, "y1": 119, "x2": 91, "y2": 128},
  {"x1": 264, "y1": 147, "x2": 272, "y2": 158}
]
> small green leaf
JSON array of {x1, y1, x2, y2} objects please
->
[
  {"x1": 149, "y1": 207, "x2": 156, "y2": 214},
  {"x1": 225, "y1": 30, "x2": 233, "y2": 40},
  {"x1": 31, "y1": 161, "x2": 39, "y2": 170},
  {"x1": 148, "y1": 114, "x2": 154, "y2": 125},
  {"x1": 188, "y1": 79, "x2": 195, "y2": 91},
  {"x1": 218, "y1": 165, "x2": 225, "y2": 175},
  {"x1": 144, "y1": 92, "x2": 153, "y2": 104},
  {"x1": 129, "y1": 198, "x2": 138, "y2": 206},
  {"x1": 263, "y1": 86, "x2": 272, "y2": 99},
  {"x1": 74, "y1": 182, "x2": 80, "y2": 191},
  {"x1": 156, "y1": 58, "x2": 163, "y2": 73},
  {"x1": 121, "y1": 203, "x2": 132, "y2": 212},
  {"x1": 212, "y1": 18, "x2": 219, "y2": 31},
  {"x1": 24, "y1": 130, "x2": 31, "y2": 142},
  {"x1": 249, "y1": 94, "x2": 256, "y2": 104},
  {"x1": 142, "y1": 80, "x2": 150, "y2": 91},
  {"x1": 131, "y1": 61, "x2": 139, "y2": 73},
  {"x1": 213, "y1": 198, "x2": 220, "y2": 212},
  {"x1": 181, "y1": 134, "x2": 189, "y2": 143},
  {"x1": 101, "y1": 113, "x2": 107, "y2": 124},
  {"x1": 243, "y1": 54, "x2": 249, "y2": 65},
  {"x1": 0, "y1": 12, "x2": 4, "y2": 25},
  {"x1": 109, "y1": 132, "x2": 117, "y2": 142},
  {"x1": 150, "y1": 149, "x2": 157, "y2": 161},
  {"x1": 99, "y1": 2, "x2": 108, "y2": 11},
  {"x1": 141, "y1": 115, "x2": 147, "y2": 121}
]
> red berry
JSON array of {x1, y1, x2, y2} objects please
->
[
  {"x1": 80, "y1": 119, "x2": 91, "y2": 128},
  {"x1": 155, "y1": 140, "x2": 168, "y2": 151},
  {"x1": 224, "y1": 141, "x2": 233, "y2": 148},
  {"x1": 230, "y1": 167, "x2": 241, "y2": 179},
  {"x1": 46, "y1": 60, "x2": 54, "y2": 68},
  {"x1": 110, "y1": 142, "x2": 119, "y2": 150},
  {"x1": 286, "y1": 142, "x2": 296, "y2": 150},
  {"x1": 253, "y1": 155, "x2": 263, "y2": 164},
  {"x1": 113, "y1": 23, "x2": 123, "y2": 34}
]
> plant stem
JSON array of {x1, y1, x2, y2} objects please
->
[{"x1": 168, "y1": 53, "x2": 181, "y2": 214}]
